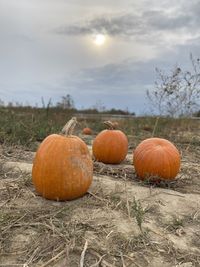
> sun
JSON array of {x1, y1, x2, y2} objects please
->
[{"x1": 93, "y1": 34, "x2": 106, "y2": 46}]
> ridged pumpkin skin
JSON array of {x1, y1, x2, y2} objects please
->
[
  {"x1": 133, "y1": 138, "x2": 180, "y2": 181},
  {"x1": 92, "y1": 130, "x2": 128, "y2": 164},
  {"x1": 82, "y1": 127, "x2": 92, "y2": 135},
  {"x1": 32, "y1": 134, "x2": 93, "y2": 201}
]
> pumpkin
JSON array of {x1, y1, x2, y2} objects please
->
[
  {"x1": 92, "y1": 121, "x2": 128, "y2": 164},
  {"x1": 32, "y1": 117, "x2": 93, "y2": 201},
  {"x1": 82, "y1": 127, "x2": 92, "y2": 135},
  {"x1": 133, "y1": 137, "x2": 180, "y2": 181},
  {"x1": 142, "y1": 124, "x2": 152, "y2": 132}
]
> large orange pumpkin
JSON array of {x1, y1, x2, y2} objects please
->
[
  {"x1": 92, "y1": 121, "x2": 128, "y2": 164},
  {"x1": 133, "y1": 137, "x2": 181, "y2": 181},
  {"x1": 32, "y1": 117, "x2": 93, "y2": 201}
]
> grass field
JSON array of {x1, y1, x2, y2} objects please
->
[{"x1": 0, "y1": 107, "x2": 200, "y2": 266}]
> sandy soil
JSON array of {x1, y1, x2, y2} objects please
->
[{"x1": 0, "y1": 136, "x2": 200, "y2": 267}]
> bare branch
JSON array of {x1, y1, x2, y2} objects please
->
[{"x1": 146, "y1": 54, "x2": 200, "y2": 117}]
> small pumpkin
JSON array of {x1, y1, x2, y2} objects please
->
[
  {"x1": 32, "y1": 117, "x2": 93, "y2": 201},
  {"x1": 82, "y1": 127, "x2": 92, "y2": 135},
  {"x1": 142, "y1": 124, "x2": 152, "y2": 132},
  {"x1": 92, "y1": 121, "x2": 128, "y2": 164},
  {"x1": 133, "y1": 137, "x2": 180, "y2": 181}
]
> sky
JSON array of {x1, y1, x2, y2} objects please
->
[{"x1": 0, "y1": 0, "x2": 200, "y2": 114}]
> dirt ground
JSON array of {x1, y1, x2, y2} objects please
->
[{"x1": 0, "y1": 133, "x2": 200, "y2": 267}]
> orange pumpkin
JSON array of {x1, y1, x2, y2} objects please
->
[
  {"x1": 82, "y1": 127, "x2": 92, "y2": 135},
  {"x1": 142, "y1": 124, "x2": 152, "y2": 132},
  {"x1": 133, "y1": 137, "x2": 180, "y2": 181},
  {"x1": 32, "y1": 117, "x2": 93, "y2": 201},
  {"x1": 92, "y1": 121, "x2": 128, "y2": 164}
]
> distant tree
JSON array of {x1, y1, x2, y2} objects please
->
[
  {"x1": 0, "y1": 99, "x2": 4, "y2": 107},
  {"x1": 15, "y1": 101, "x2": 22, "y2": 107},
  {"x1": 57, "y1": 94, "x2": 75, "y2": 109},
  {"x1": 92, "y1": 100, "x2": 106, "y2": 112},
  {"x1": 146, "y1": 54, "x2": 200, "y2": 117},
  {"x1": 41, "y1": 97, "x2": 52, "y2": 109},
  {"x1": 193, "y1": 110, "x2": 200, "y2": 117},
  {"x1": 103, "y1": 108, "x2": 134, "y2": 115},
  {"x1": 7, "y1": 102, "x2": 13, "y2": 107}
]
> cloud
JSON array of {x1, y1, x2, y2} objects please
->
[
  {"x1": 62, "y1": 36, "x2": 200, "y2": 97},
  {"x1": 56, "y1": 3, "x2": 200, "y2": 40},
  {"x1": 62, "y1": 59, "x2": 156, "y2": 97}
]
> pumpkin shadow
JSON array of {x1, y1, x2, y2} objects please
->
[{"x1": 136, "y1": 175, "x2": 178, "y2": 190}]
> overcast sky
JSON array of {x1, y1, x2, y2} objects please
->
[{"x1": 0, "y1": 0, "x2": 200, "y2": 114}]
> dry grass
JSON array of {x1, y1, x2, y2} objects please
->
[
  {"x1": 1, "y1": 159, "x2": 200, "y2": 266},
  {"x1": 0, "y1": 117, "x2": 200, "y2": 267}
]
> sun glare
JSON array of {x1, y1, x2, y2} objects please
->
[{"x1": 93, "y1": 34, "x2": 106, "y2": 46}]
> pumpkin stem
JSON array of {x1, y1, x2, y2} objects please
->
[
  {"x1": 61, "y1": 117, "x2": 77, "y2": 136},
  {"x1": 103, "y1": 120, "x2": 115, "y2": 130}
]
